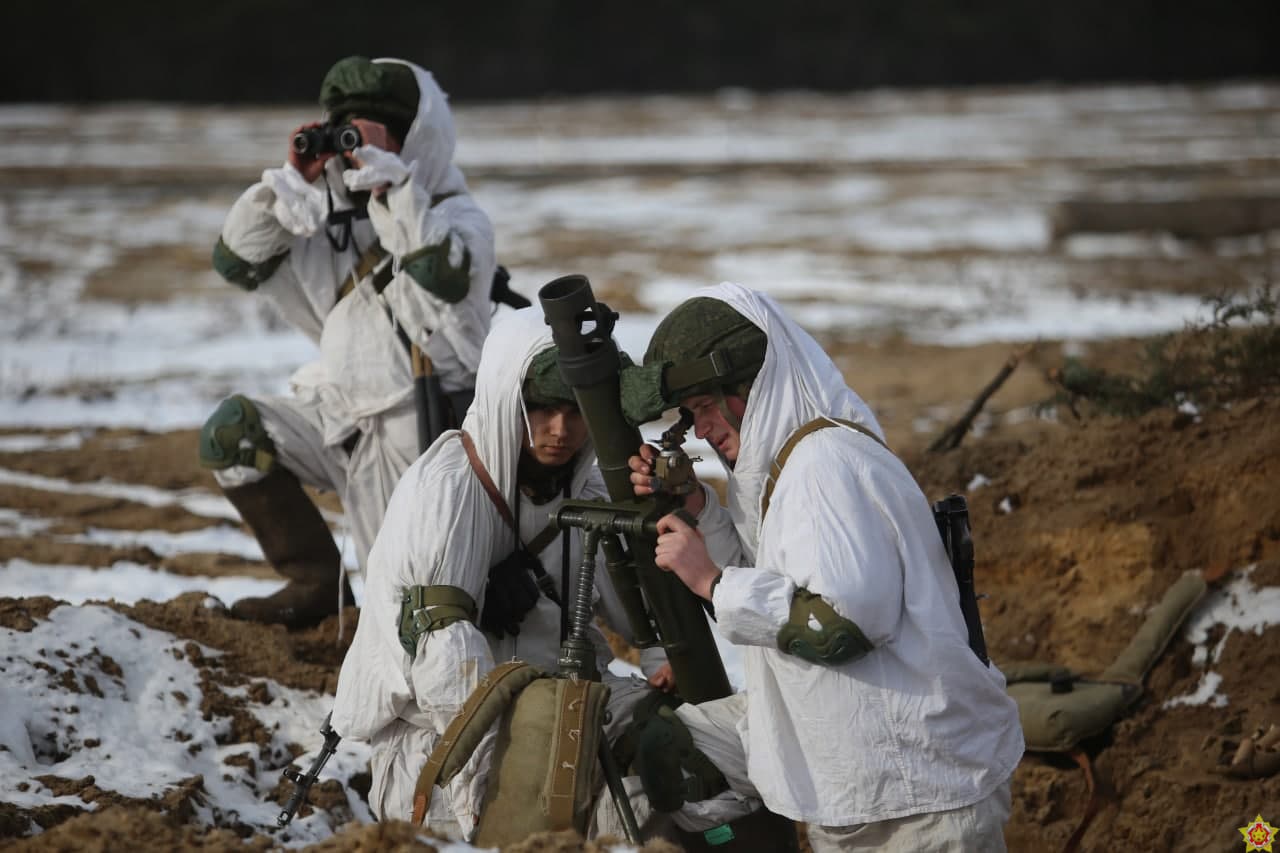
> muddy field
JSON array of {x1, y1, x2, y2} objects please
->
[
  {"x1": 2, "y1": 83, "x2": 1279, "y2": 851},
  {"x1": 3, "y1": 334, "x2": 1279, "y2": 851}
]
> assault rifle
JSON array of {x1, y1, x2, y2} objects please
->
[
  {"x1": 933, "y1": 495, "x2": 990, "y2": 666},
  {"x1": 276, "y1": 712, "x2": 341, "y2": 828}
]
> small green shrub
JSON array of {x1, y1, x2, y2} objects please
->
[{"x1": 1044, "y1": 286, "x2": 1279, "y2": 417}]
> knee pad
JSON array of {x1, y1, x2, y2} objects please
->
[
  {"x1": 198, "y1": 394, "x2": 276, "y2": 472},
  {"x1": 633, "y1": 706, "x2": 728, "y2": 813}
]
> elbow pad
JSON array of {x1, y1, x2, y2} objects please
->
[
  {"x1": 212, "y1": 237, "x2": 288, "y2": 292},
  {"x1": 398, "y1": 584, "x2": 478, "y2": 658},
  {"x1": 777, "y1": 587, "x2": 873, "y2": 666},
  {"x1": 402, "y1": 240, "x2": 471, "y2": 304}
]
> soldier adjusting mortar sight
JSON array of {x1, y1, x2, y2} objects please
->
[{"x1": 652, "y1": 407, "x2": 701, "y2": 498}]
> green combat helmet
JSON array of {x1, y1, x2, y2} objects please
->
[
  {"x1": 644, "y1": 297, "x2": 768, "y2": 422},
  {"x1": 523, "y1": 346, "x2": 576, "y2": 409},
  {"x1": 319, "y1": 56, "x2": 419, "y2": 143}
]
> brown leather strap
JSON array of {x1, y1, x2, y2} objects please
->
[
  {"x1": 761, "y1": 417, "x2": 888, "y2": 521},
  {"x1": 335, "y1": 242, "x2": 388, "y2": 302},
  {"x1": 547, "y1": 677, "x2": 593, "y2": 828},
  {"x1": 1062, "y1": 749, "x2": 1102, "y2": 853},
  {"x1": 410, "y1": 661, "x2": 539, "y2": 824},
  {"x1": 337, "y1": 192, "x2": 460, "y2": 304},
  {"x1": 411, "y1": 343, "x2": 433, "y2": 380},
  {"x1": 460, "y1": 431, "x2": 514, "y2": 530}
]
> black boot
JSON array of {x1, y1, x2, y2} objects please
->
[{"x1": 222, "y1": 467, "x2": 349, "y2": 630}]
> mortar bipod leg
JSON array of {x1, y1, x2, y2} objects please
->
[{"x1": 599, "y1": 734, "x2": 641, "y2": 844}]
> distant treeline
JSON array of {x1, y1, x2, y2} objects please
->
[{"x1": 5, "y1": 0, "x2": 1277, "y2": 103}]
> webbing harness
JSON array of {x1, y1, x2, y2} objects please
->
[
  {"x1": 761, "y1": 416, "x2": 887, "y2": 521},
  {"x1": 335, "y1": 241, "x2": 390, "y2": 303},
  {"x1": 332, "y1": 192, "x2": 464, "y2": 453},
  {"x1": 462, "y1": 430, "x2": 568, "y2": 611}
]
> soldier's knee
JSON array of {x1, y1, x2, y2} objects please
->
[
  {"x1": 198, "y1": 394, "x2": 277, "y2": 473},
  {"x1": 633, "y1": 706, "x2": 728, "y2": 813}
]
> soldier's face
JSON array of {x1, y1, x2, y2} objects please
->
[
  {"x1": 683, "y1": 393, "x2": 747, "y2": 464},
  {"x1": 523, "y1": 403, "x2": 588, "y2": 466}
]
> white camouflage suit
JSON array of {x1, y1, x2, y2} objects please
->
[
  {"x1": 330, "y1": 308, "x2": 661, "y2": 839},
  {"x1": 212, "y1": 58, "x2": 494, "y2": 570},
  {"x1": 668, "y1": 284, "x2": 1025, "y2": 852}
]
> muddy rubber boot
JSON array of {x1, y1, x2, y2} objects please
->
[{"x1": 222, "y1": 467, "x2": 349, "y2": 630}]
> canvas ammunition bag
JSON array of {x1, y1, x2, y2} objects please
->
[
  {"x1": 412, "y1": 661, "x2": 610, "y2": 846},
  {"x1": 1005, "y1": 570, "x2": 1208, "y2": 851},
  {"x1": 1005, "y1": 571, "x2": 1206, "y2": 753}
]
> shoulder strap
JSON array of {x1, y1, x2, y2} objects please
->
[
  {"x1": 525, "y1": 520, "x2": 563, "y2": 556},
  {"x1": 761, "y1": 417, "x2": 888, "y2": 521},
  {"x1": 410, "y1": 661, "x2": 544, "y2": 824},
  {"x1": 461, "y1": 431, "x2": 515, "y2": 531},
  {"x1": 546, "y1": 677, "x2": 598, "y2": 828},
  {"x1": 337, "y1": 192, "x2": 460, "y2": 304},
  {"x1": 335, "y1": 241, "x2": 388, "y2": 302}
]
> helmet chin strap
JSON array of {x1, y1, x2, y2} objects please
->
[
  {"x1": 713, "y1": 388, "x2": 743, "y2": 472},
  {"x1": 713, "y1": 388, "x2": 742, "y2": 433}
]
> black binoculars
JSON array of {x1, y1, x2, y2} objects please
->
[{"x1": 291, "y1": 123, "x2": 363, "y2": 157}]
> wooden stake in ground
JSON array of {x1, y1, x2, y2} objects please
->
[{"x1": 928, "y1": 345, "x2": 1035, "y2": 452}]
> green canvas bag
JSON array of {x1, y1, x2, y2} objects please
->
[
  {"x1": 411, "y1": 661, "x2": 610, "y2": 846},
  {"x1": 1004, "y1": 571, "x2": 1208, "y2": 851}
]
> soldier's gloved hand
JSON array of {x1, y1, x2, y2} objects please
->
[{"x1": 479, "y1": 549, "x2": 543, "y2": 638}]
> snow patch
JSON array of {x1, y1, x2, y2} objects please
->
[{"x1": 1163, "y1": 565, "x2": 1280, "y2": 709}]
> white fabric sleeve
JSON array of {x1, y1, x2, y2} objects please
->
[
  {"x1": 219, "y1": 183, "x2": 294, "y2": 265},
  {"x1": 732, "y1": 434, "x2": 905, "y2": 650},
  {"x1": 693, "y1": 482, "x2": 746, "y2": 568},
  {"x1": 260, "y1": 163, "x2": 328, "y2": 236},
  {"x1": 638, "y1": 645, "x2": 671, "y2": 678},
  {"x1": 331, "y1": 454, "x2": 503, "y2": 741},
  {"x1": 343, "y1": 145, "x2": 412, "y2": 194},
  {"x1": 403, "y1": 470, "x2": 502, "y2": 726},
  {"x1": 363, "y1": 158, "x2": 463, "y2": 264},
  {"x1": 710, "y1": 565, "x2": 795, "y2": 648},
  {"x1": 408, "y1": 622, "x2": 495, "y2": 730}
]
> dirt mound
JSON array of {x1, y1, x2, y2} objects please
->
[
  {"x1": 111, "y1": 594, "x2": 358, "y2": 695},
  {"x1": 909, "y1": 396, "x2": 1280, "y2": 849}
]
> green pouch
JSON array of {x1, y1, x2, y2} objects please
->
[
  {"x1": 1006, "y1": 572, "x2": 1207, "y2": 752},
  {"x1": 472, "y1": 676, "x2": 610, "y2": 846}
]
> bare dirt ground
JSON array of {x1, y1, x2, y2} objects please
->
[{"x1": 3, "y1": 327, "x2": 1278, "y2": 851}]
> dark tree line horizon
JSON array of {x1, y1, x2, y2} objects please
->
[{"x1": 4, "y1": 0, "x2": 1277, "y2": 104}]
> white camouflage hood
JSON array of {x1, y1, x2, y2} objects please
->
[
  {"x1": 695, "y1": 282, "x2": 884, "y2": 560},
  {"x1": 371, "y1": 58, "x2": 468, "y2": 196},
  {"x1": 460, "y1": 306, "x2": 598, "y2": 510}
]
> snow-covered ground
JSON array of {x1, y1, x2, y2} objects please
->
[{"x1": 3, "y1": 82, "x2": 1277, "y2": 432}]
